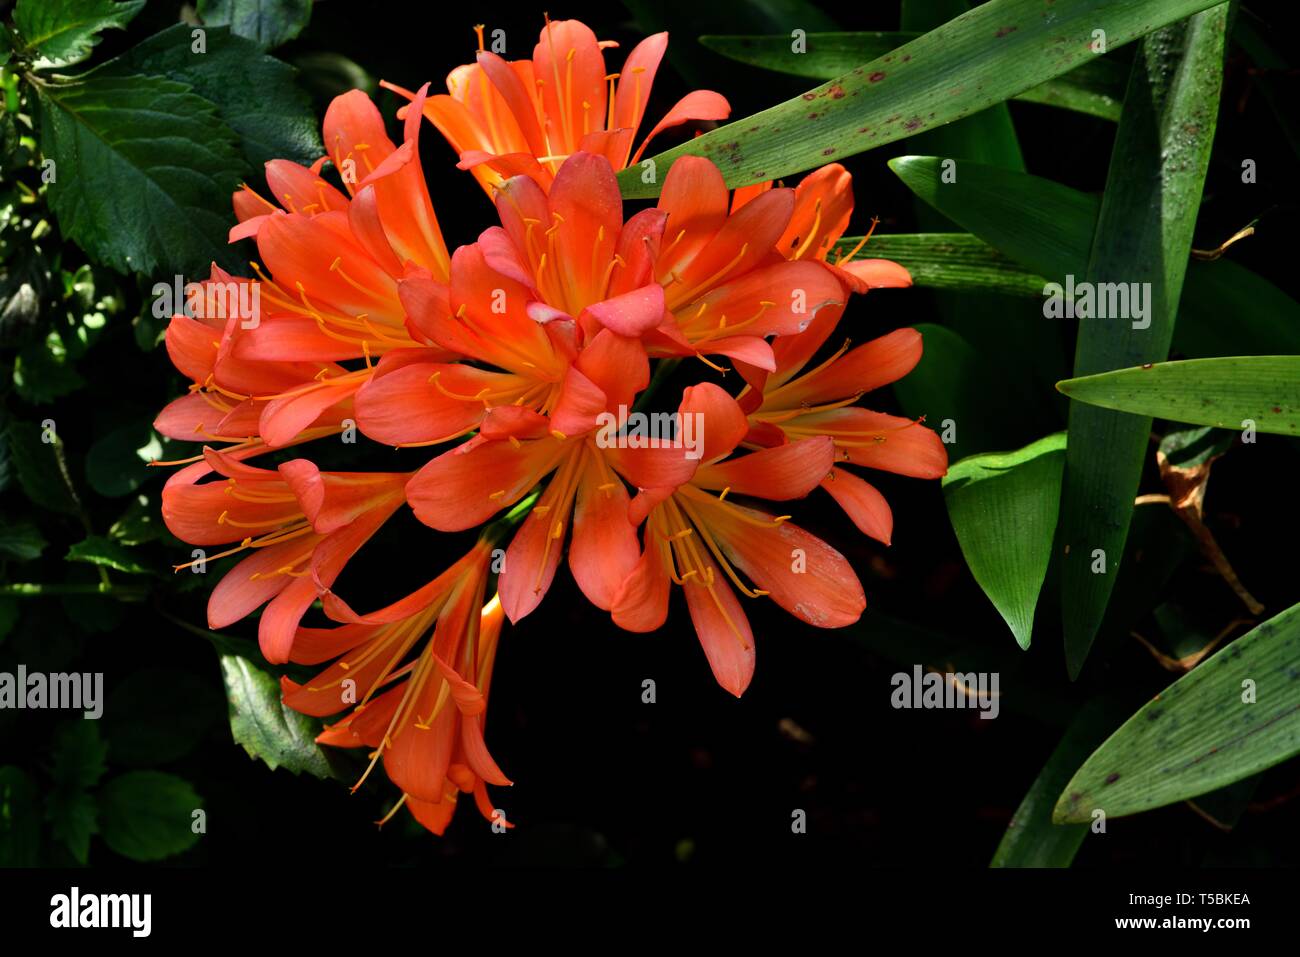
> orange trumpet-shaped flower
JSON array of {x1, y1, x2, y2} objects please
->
[
  {"x1": 282, "y1": 540, "x2": 511, "y2": 835},
  {"x1": 743, "y1": 327, "x2": 948, "y2": 546},
  {"x1": 155, "y1": 86, "x2": 459, "y2": 457},
  {"x1": 161, "y1": 447, "x2": 407, "y2": 663},
  {"x1": 611, "y1": 383, "x2": 865, "y2": 696},
  {"x1": 396, "y1": 150, "x2": 839, "y2": 626},
  {"x1": 391, "y1": 19, "x2": 729, "y2": 194},
  {"x1": 727, "y1": 163, "x2": 946, "y2": 545}
]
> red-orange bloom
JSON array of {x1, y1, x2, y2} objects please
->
[
  {"x1": 731, "y1": 163, "x2": 947, "y2": 544},
  {"x1": 282, "y1": 541, "x2": 511, "y2": 834},
  {"x1": 611, "y1": 383, "x2": 865, "y2": 695},
  {"x1": 391, "y1": 19, "x2": 729, "y2": 194},
  {"x1": 161, "y1": 448, "x2": 406, "y2": 663},
  {"x1": 155, "y1": 86, "x2": 457, "y2": 456}
]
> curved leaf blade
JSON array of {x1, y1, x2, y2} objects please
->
[
  {"x1": 1054, "y1": 601, "x2": 1300, "y2": 822},
  {"x1": 942, "y1": 433, "x2": 1066, "y2": 648},
  {"x1": 992, "y1": 699, "x2": 1121, "y2": 867},
  {"x1": 1060, "y1": 4, "x2": 1228, "y2": 678},
  {"x1": 700, "y1": 32, "x2": 1126, "y2": 120},
  {"x1": 1058, "y1": 357, "x2": 1300, "y2": 435},
  {"x1": 837, "y1": 233, "x2": 1047, "y2": 296},
  {"x1": 619, "y1": 0, "x2": 1221, "y2": 197},
  {"x1": 888, "y1": 155, "x2": 1300, "y2": 356}
]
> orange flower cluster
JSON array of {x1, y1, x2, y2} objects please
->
[{"x1": 155, "y1": 20, "x2": 946, "y2": 834}]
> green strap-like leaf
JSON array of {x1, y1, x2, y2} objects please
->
[
  {"x1": 701, "y1": 32, "x2": 1126, "y2": 120},
  {"x1": 889, "y1": 156, "x2": 1094, "y2": 282},
  {"x1": 1054, "y1": 600, "x2": 1300, "y2": 823},
  {"x1": 619, "y1": 0, "x2": 1221, "y2": 197},
  {"x1": 942, "y1": 433, "x2": 1066, "y2": 649},
  {"x1": 836, "y1": 233, "x2": 1047, "y2": 296},
  {"x1": 1060, "y1": 4, "x2": 1228, "y2": 678},
  {"x1": 888, "y1": 155, "x2": 1300, "y2": 357},
  {"x1": 991, "y1": 699, "x2": 1121, "y2": 867},
  {"x1": 900, "y1": 0, "x2": 1024, "y2": 174},
  {"x1": 35, "y1": 74, "x2": 245, "y2": 276},
  {"x1": 1058, "y1": 357, "x2": 1300, "y2": 435}
]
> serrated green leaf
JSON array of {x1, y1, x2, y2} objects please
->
[
  {"x1": 35, "y1": 74, "x2": 244, "y2": 276},
  {"x1": 103, "y1": 668, "x2": 222, "y2": 766},
  {"x1": 992, "y1": 699, "x2": 1121, "y2": 867},
  {"x1": 220, "y1": 654, "x2": 331, "y2": 778},
  {"x1": 13, "y1": 335, "x2": 84, "y2": 404},
  {"x1": 66, "y1": 535, "x2": 152, "y2": 575},
  {"x1": 619, "y1": 0, "x2": 1222, "y2": 196},
  {"x1": 197, "y1": 0, "x2": 311, "y2": 50},
  {"x1": 84, "y1": 420, "x2": 159, "y2": 498},
  {"x1": 0, "y1": 766, "x2": 40, "y2": 866},
  {"x1": 4, "y1": 420, "x2": 79, "y2": 515},
  {"x1": 96, "y1": 24, "x2": 322, "y2": 169},
  {"x1": 97, "y1": 771, "x2": 202, "y2": 861},
  {"x1": 50, "y1": 721, "x2": 108, "y2": 791},
  {"x1": 1060, "y1": 5, "x2": 1228, "y2": 677},
  {"x1": 942, "y1": 433, "x2": 1066, "y2": 649},
  {"x1": 47, "y1": 789, "x2": 96, "y2": 864},
  {"x1": 108, "y1": 493, "x2": 167, "y2": 545},
  {"x1": 1054, "y1": 600, "x2": 1300, "y2": 822},
  {"x1": 0, "y1": 519, "x2": 46, "y2": 561},
  {"x1": 13, "y1": 0, "x2": 144, "y2": 69},
  {"x1": 1058, "y1": 357, "x2": 1300, "y2": 436}
]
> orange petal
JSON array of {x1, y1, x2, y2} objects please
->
[
  {"x1": 678, "y1": 382, "x2": 748, "y2": 464},
  {"x1": 631, "y1": 90, "x2": 731, "y2": 165},
  {"x1": 820, "y1": 467, "x2": 893, "y2": 545},
  {"x1": 802, "y1": 408, "x2": 949, "y2": 478},
  {"x1": 610, "y1": 529, "x2": 671, "y2": 632},
  {"x1": 322, "y1": 90, "x2": 396, "y2": 195},
  {"x1": 355, "y1": 359, "x2": 501, "y2": 445},
  {"x1": 771, "y1": 327, "x2": 923, "y2": 408},
  {"x1": 694, "y1": 436, "x2": 834, "y2": 500},
  {"x1": 681, "y1": 550, "x2": 755, "y2": 697},
  {"x1": 407, "y1": 435, "x2": 565, "y2": 531},
  {"x1": 687, "y1": 489, "x2": 865, "y2": 629},
  {"x1": 532, "y1": 19, "x2": 607, "y2": 156},
  {"x1": 568, "y1": 452, "x2": 639, "y2": 610},
  {"x1": 580, "y1": 283, "x2": 664, "y2": 337}
]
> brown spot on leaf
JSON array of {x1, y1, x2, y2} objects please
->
[
  {"x1": 1105, "y1": 772, "x2": 1120, "y2": 785},
  {"x1": 995, "y1": 25, "x2": 1018, "y2": 38},
  {"x1": 829, "y1": 84, "x2": 845, "y2": 99},
  {"x1": 869, "y1": 71, "x2": 887, "y2": 82}
]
